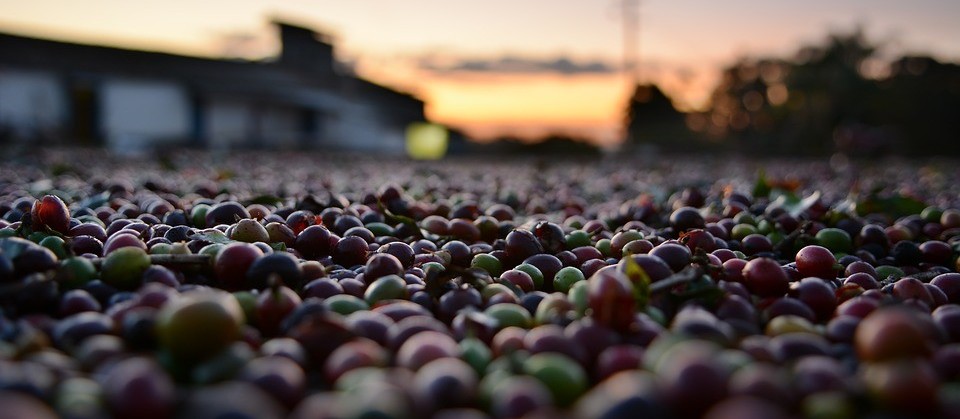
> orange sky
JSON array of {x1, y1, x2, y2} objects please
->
[{"x1": 1, "y1": 0, "x2": 958, "y2": 145}]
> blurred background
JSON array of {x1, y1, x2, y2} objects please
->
[{"x1": 0, "y1": 0, "x2": 958, "y2": 157}]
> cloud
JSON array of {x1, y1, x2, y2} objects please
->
[{"x1": 419, "y1": 55, "x2": 619, "y2": 76}]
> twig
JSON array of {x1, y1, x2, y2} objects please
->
[
  {"x1": 650, "y1": 266, "x2": 704, "y2": 294},
  {"x1": 772, "y1": 220, "x2": 813, "y2": 256}
]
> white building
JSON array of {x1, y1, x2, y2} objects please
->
[{"x1": 0, "y1": 21, "x2": 425, "y2": 154}]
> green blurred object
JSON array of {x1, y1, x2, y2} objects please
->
[
  {"x1": 39, "y1": 236, "x2": 68, "y2": 259},
  {"x1": 406, "y1": 123, "x2": 448, "y2": 160},
  {"x1": 553, "y1": 266, "x2": 585, "y2": 293},
  {"x1": 816, "y1": 228, "x2": 853, "y2": 254},
  {"x1": 471, "y1": 253, "x2": 503, "y2": 277},
  {"x1": 324, "y1": 294, "x2": 369, "y2": 315},
  {"x1": 100, "y1": 247, "x2": 151, "y2": 290},
  {"x1": 57, "y1": 257, "x2": 97, "y2": 289}
]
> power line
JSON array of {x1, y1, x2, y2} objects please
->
[{"x1": 621, "y1": 0, "x2": 640, "y2": 84}]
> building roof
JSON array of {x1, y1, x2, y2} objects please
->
[{"x1": 0, "y1": 22, "x2": 423, "y2": 111}]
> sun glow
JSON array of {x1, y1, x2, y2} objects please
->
[{"x1": 1, "y1": 0, "x2": 958, "y2": 145}]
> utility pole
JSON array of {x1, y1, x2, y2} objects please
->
[{"x1": 622, "y1": 0, "x2": 640, "y2": 84}]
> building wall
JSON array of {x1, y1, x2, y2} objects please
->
[
  {"x1": 260, "y1": 105, "x2": 301, "y2": 149},
  {"x1": 0, "y1": 67, "x2": 420, "y2": 154},
  {"x1": 205, "y1": 100, "x2": 316, "y2": 150},
  {"x1": 327, "y1": 100, "x2": 405, "y2": 154},
  {"x1": 205, "y1": 98, "x2": 254, "y2": 150},
  {"x1": 100, "y1": 78, "x2": 190, "y2": 150},
  {"x1": 0, "y1": 68, "x2": 66, "y2": 140}
]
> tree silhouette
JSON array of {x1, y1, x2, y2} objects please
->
[
  {"x1": 623, "y1": 83, "x2": 697, "y2": 152},
  {"x1": 874, "y1": 56, "x2": 960, "y2": 156},
  {"x1": 681, "y1": 28, "x2": 960, "y2": 156}
]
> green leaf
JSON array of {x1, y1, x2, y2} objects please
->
[
  {"x1": 378, "y1": 201, "x2": 425, "y2": 239},
  {"x1": 767, "y1": 194, "x2": 791, "y2": 213},
  {"x1": 622, "y1": 256, "x2": 651, "y2": 309},
  {"x1": 668, "y1": 274, "x2": 724, "y2": 309},
  {"x1": 855, "y1": 194, "x2": 926, "y2": 219},
  {"x1": 269, "y1": 242, "x2": 287, "y2": 252},
  {"x1": 833, "y1": 197, "x2": 858, "y2": 217},
  {"x1": 752, "y1": 169, "x2": 772, "y2": 199},
  {"x1": 770, "y1": 190, "x2": 820, "y2": 218},
  {"x1": 423, "y1": 263, "x2": 450, "y2": 298},
  {"x1": 794, "y1": 191, "x2": 823, "y2": 218},
  {"x1": 673, "y1": 286, "x2": 725, "y2": 308}
]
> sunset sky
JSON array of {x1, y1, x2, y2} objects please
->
[{"x1": 1, "y1": 0, "x2": 958, "y2": 144}]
